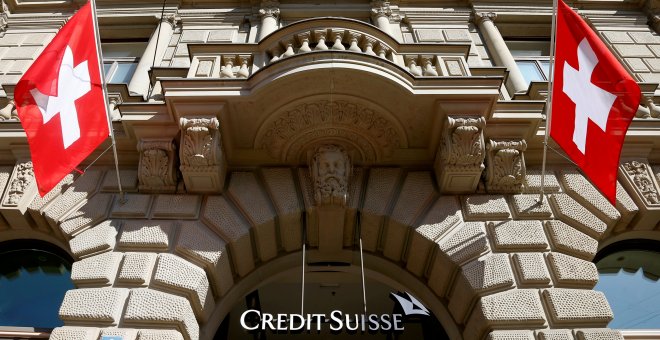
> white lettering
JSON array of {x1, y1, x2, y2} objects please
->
[
  {"x1": 276, "y1": 313, "x2": 287, "y2": 330},
  {"x1": 368, "y1": 314, "x2": 379, "y2": 331},
  {"x1": 330, "y1": 310, "x2": 343, "y2": 331},
  {"x1": 380, "y1": 314, "x2": 391, "y2": 331},
  {"x1": 312, "y1": 314, "x2": 324, "y2": 331},
  {"x1": 289, "y1": 314, "x2": 305, "y2": 331},
  {"x1": 262, "y1": 313, "x2": 276, "y2": 330},
  {"x1": 345, "y1": 314, "x2": 359, "y2": 331},
  {"x1": 393, "y1": 314, "x2": 404, "y2": 331},
  {"x1": 240, "y1": 309, "x2": 260, "y2": 331}
]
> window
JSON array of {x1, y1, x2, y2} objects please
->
[
  {"x1": 101, "y1": 42, "x2": 147, "y2": 84},
  {"x1": 505, "y1": 40, "x2": 551, "y2": 86},
  {"x1": 0, "y1": 240, "x2": 74, "y2": 328},
  {"x1": 594, "y1": 240, "x2": 660, "y2": 329}
]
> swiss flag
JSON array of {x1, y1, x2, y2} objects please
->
[
  {"x1": 550, "y1": 0, "x2": 641, "y2": 204},
  {"x1": 15, "y1": 2, "x2": 109, "y2": 196}
]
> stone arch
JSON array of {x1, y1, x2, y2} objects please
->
[{"x1": 0, "y1": 163, "x2": 643, "y2": 339}]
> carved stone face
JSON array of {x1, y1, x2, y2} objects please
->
[{"x1": 311, "y1": 145, "x2": 350, "y2": 206}]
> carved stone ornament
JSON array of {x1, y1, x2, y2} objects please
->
[
  {"x1": 179, "y1": 116, "x2": 226, "y2": 193},
  {"x1": 370, "y1": 0, "x2": 401, "y2": 23},
  {"x1": 3, "y1": 160, "x2": 33, "y2": 206},
  {"x1": 623, "y1": 160, "x2": 660, "y2": 205},
  {"x1": 485, "y1": 139, "x2": 527, "y2": 194},
  {"x1": 257, "y1": 100, "x2": 403, "y2": 163},
  {"x1": 259, "y1": 0, "x2": 280, "y2": 19},
  {"x1": 474, "y1": 12, "x2": 497, "y2": 25},
  {"x1": 138, "y1": 139, "x2": 177, "y2": 193},
  {"x1": 0, "y1": 0, "x2": 7, "y2": 34},
  {"x1": 310, "y1": 144, "x2": 351, "y2": 206},
  {"x1": 435, "y1": 116, "x2": 486, "y2": 194}
]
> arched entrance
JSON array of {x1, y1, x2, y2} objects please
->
[{"x1": 209, "y1": 251, "x2": 456, "y2": 339}]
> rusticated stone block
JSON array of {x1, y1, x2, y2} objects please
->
[
  {"x1": 361, "y1": 168, "x2": 403, "y2": 251},
  {"x1": 43, "y1": 169, "x2": 103, "y2": 226},
  {"x1": 407, "y1": 196, "x2": 462, "y2": 277},
  {"x1": 462, "y1": 195, "x2": 511, "y2": 220},
  {"x1": 117, "y1": 252, "x2": 158, "y2": 286},
  {"x1": 59, "y1": 288, "x2": 129, "y2": 324},
  {"x1": 101, "y1": 169, "x2": 139, "y2": 192},
  {"x1": 202, "y1": 195, "x2": 254, "y2": 277},
  {"x1": 536, "y1": 329, "x2": 574, "y2": 340},
  {"x1": 545, "y1": 220, "x2": 598, "y2": 261},
  {"x1": 489, "y1": 220, "x2": 548, "y2": 251},
  {"x1": 137, "y1": 329, "x2": 185, "y2": 340},
  {"x1": 175, "y1": 221, "x2": 233, "y2": 297},
  {"x1": 510, "y1": 194, "x2": 553, "y2": 219},
  {"x1": 542, "y1": 288, "x2": 613, "y2": 326},
  {"x1": 49, "y1": 327, "x2": 100, "y2": 340},
  {"x1": 227, "y1": 172, "x2": 278, "y2": 262},
  {"x1": 118, "y1": 220, "x2": 175, "y2": 251},
  {"x1": 448, "y1": 253, "x2": 514, "y2": 322},
  {"x1": 464, "y1": 289, "x2": 546, "y2": 340},
  {"x1": 487, "y1": 330, "x2": 534, "y2": 340},
  {"x1": 558, "y1": 169, "x2": 620, "y2": 227},
  {"x1": 59, "y1": 193, "x2": 113, "y2": 237},
  {"x1": 546, "y1": 252, "x2": 598, "y2": 288},
  {"x1": 575, "y1": 329, "x2": 624, "y2": 340},
  {"x1": 384, "y1": 172, "x2": 436, "y2": 261},
  {"x1": 69, "y1": 220, "x2": 121, "y2": 258},
  {"x1": 99, "y1": 328, "x2": 138, "y2": 340},
  {"x1": 549, "y1": 194, "x2": 607, "y2": 238},
  {"x1": 152, "y1": 253, "x2": 214, "y2": 321},
  {"x1": 123, "y1": 289, "x2": 199, "y2": 340},
  {"x1": 512, "y1": 253, "x2": 551, "y2": 285},
  {"x1": 613, "y1": 182, "x2": 639, "y2": 232},
  {"x1": 524, "y1": 168, "x2": 560, "y2": 193},
  {"x1": 28, "y1": 173, "x2": 74, "y2": 228},
  {"x1": 427, "y1": 222, "x2": 489, "y2": 296},
  {"x1": 261, "y1": 168, "x2": 302, "y2": 252},
  {"x1": 110, "y1": 194, "x2": 153, "y2": 218},
  {"x1": 151, "y1": 194, "x2": 201, "y2": 219},
  {"x1": 71, "y1": 251, "x2": 123, "y2": 286}
]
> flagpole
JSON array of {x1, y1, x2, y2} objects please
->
[
  {"x1": 89, "y1": 0, "x2": 125, "y2": 201},
  {"x1": 539, "y1": 0, "x2": 559, "y2": 203}
]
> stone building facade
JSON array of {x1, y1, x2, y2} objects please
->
[{"x1": 0, "y1": 0, "x2": 658, "y2": 339}]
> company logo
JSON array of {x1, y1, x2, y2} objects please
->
[
  {"x1": 391, "y1": 291, "x2": 430, "y2": 316},
  {"x1": 239, "y1": 291, "x2": 429, "y2": 333}
]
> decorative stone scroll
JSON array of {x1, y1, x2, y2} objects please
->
[
  {"x1": 179, "y1": 116, "x2": 226, "y2": 193},
  {"x1": 622, "y1": 160, "x2": 660, "y2": 205},
  {"x1": 435, "y1": 116, "x2": 486, "y2": 194},
  {"x1": 370, "y1": 0, "x2": 401, "y2": 23},
  {"x1": 310, "y1": 144, "x2": 351, "y2": 206},
  {"x1": 259, "y1": 0, "x2": 281, "y2": 20},
  {"x1": 3, "y1": 160, "x2": 33, "y2": 207},
  {"x1": 485, "y1": 139, "x2": 527, "y2": 194},
  {"x1": 138, "y1": 139, "x2": 178, "y2": 193}
]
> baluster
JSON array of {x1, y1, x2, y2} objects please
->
[
  {"x1": 220, "y1": 55, "x2": 236, "y2": 78},
  {"x1": 280, "y1": 38, "x2": 295, "y2": 58},
  {"x1": 297, "y1": 32, "x2": 312, "y2": 53},
  {"x1": 362, "y1": 37, "x2": 377, "y2": 56},
  {"x1": 405, "y1": 55, "x2": 422, "y2": 76},
  {"x1": 237, "y1": 55, "x2": 251, "y2": 78},
  {"x1": 421, "y1": 55, "x2": 438, "y2": 76},
  {"x1": 331, "y1": 30, "x2": 345, "y2": 50},
  {"x1": 347, "y1": 31, "x2": 362, "y2": 52},
  {"x1": 314, "y1": 30, "x2": 329, "y2": 50}
]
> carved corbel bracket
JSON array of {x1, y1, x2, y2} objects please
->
[
  {"x1": 484, "y1": 139, "x2": 527, "y2": 193},
  {"x1": 138, "y1": 139, "x2": 178, "y2": 193},
  {"x1": 435, "y1": 116, "x2": 486, "y2": 194},
  {"x1": 179, "y1": 116, "x2": 226, "y2": 194},
  {"x1": 1, "y1": 151, "x2": 38, "y2": 229},
  {"x1": 309, "y1": 144, "x2": 352, "y2": 207},
  {"x1": 619, "y1": 159, "x2": 660, "y2": 230}
]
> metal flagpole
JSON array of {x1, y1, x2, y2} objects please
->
[
  {"x1": 301, "y1": 214, "x2": 306, "y2": 315},
  {"x1": 89, "y1": 0, "x2": 125, "y2": 201},
  {"x1": 539, "y1": 0, "x2": 559, "y2": 203}
]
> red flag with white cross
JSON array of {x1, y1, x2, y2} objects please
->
[
  {"x1": 14, "y1": 2, "x2": 109, "y2": 197},
  {"x1": 550, "y1": 0, "x2": 641, "y2": 204}
]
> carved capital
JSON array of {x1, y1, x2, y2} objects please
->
[
  {"x1": 622, "y1": 160, "x2": 660, "y2": 206},
  {"x1": 474, "y1": 12, "x2": 497, "y2": 25},
  {"x1": 485, "y1": 139, "x2": 527, "y2": 193},
  {"x1": 310, "y1": 144, "x2": 351, "y2": 206},
  {"x1": 138, "y1": 139, "x2": 178, "y2": 193},
  {"x1": 435, "y1": 116, "x2": 486, "y2": 194},
  {"x1": 370, "y1": 0, "x2": 401, "y2": 23},
  {"x1": 179, "y1": 116, "x2": 226, "y2": 193},
  {"x1": 259, "y1": 0, "x2": 280, "y2": 19}
]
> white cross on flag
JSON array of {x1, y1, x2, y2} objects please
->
[
  {"x1": 15, "y1": 2, "x2": 109, "y2": 196},
  {"x1": 550, "y1": 0, "x2": 641, "y2": 204}
]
